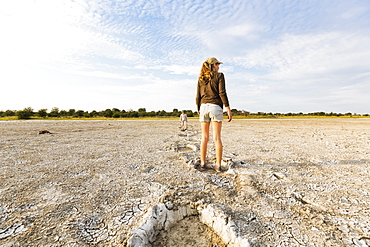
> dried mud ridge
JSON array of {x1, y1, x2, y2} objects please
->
[
  {"x1": 128, "y1": 127, "x2": 246, "y2": 247},
  {"x1": 1, "y1": 119, "x2": 370, "y2": 246}
]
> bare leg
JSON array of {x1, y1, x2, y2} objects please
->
[
  {"x1": 200, "y1": 122, "x2": 210, "y2": 166},
  {"x1": 212, "y1": 121, "x2": 223, "y2": 170}
]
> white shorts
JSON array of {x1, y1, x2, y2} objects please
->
[{"x1": 199, "y1": 103, "x2": 224, "y2": 122}]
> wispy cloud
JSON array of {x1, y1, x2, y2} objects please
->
[{"x1": 1, "y1": 0, "x2": 370, "y2": 113}]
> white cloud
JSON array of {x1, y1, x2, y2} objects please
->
[
  {"x1": 158, "y1": 65, "x2": 199, "y2": 76},
  {"x1": 1, "y1": 0, "x2": 370, "y2": 113},
  {"x1": 233, "y1": 31, "x2": 370, "y2": 78}
]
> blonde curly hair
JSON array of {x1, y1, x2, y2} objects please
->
[
  {"x1": 199, "y1": 61, "x2": 213, "y2": 80},
  {"x1": 199, "y1": 57, "x2": 222, "y2": 80}
]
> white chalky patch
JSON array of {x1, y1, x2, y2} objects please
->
[{"x1": 127, "y1": 203, "x2": 250, "y2": 247}]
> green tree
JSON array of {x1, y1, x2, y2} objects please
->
[
  {"x1": 49, "y1": 107, "x2": 60, "y2": 117},
  {"x1": 59, "y1": 110, "x2": 68, "y2": 117},
  {"x1": 112, "y1": 112, "x2": 121, "y2": 118},
  {"x1": 68, "y1": 109, "x2": 76, "y2": 116},
  {"x1": 186, "y1": 110, "x2": 194, "y2": 117},
  {"x1": 74, "y1": 110, "x2": 85, "y2": 118},
  {"x1": 17, "y1": 107, "x2": 34, "y2": 119},
  {"x1": 157, "y1": 110, "x2": 166, "y2": 116},
  {"x1": 89, "y1": 110, "x2": 98, "y2": 117},
  {"x1": 231, "y1": 109, "x2": 239, "y2": 115},
  {"x1": 128, "y1": 111, "x2": 139, "y2": 118},
  {"x1": 103, "y1": 109, "x2": 113, "y2": 118},
  {"x1": 37, "y1": 109, "x2": 48, "y2": 118},
  {"x1": 5, "y1": 110, "x2": 16, "y2": 116}
]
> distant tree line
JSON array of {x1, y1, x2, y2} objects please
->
[
  {"x1": 245, "y1": 111, "x2": 368, "y2": 117},
  {"x1": 0, "y1": 107, "x2": 368, "y2": 120},
  {"x1": 0, "y1": 107, "x2": 196, "y2": 119}
]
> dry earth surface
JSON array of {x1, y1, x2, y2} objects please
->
[{"x1": 1, "y1": 118, "x2": 370, "y2": 246}]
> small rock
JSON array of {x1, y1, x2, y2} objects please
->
[
  {"x1": 39, "y1": 130, "x2": 52, "y2": 134},
  {"x1": 273, "y1": 172, "x2": 285, "y2": 179}
]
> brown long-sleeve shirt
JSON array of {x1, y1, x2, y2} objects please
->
[{"x1": 196, "y1": 72, "x2": 230, "y2": 112}]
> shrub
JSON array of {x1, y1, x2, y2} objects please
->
[
  {"x1": 17, "y1": 107, "x2": 34, "y2": 119},
  {"x1": 37, "y1": 109, "x2": 48, "y2": 118},
  {"x1": 49, "y1": 107, "x2": 60, "y2": 117},
  {"x1": 112, "y1": 112, "x2": 121, "y2": 118},
  {"x1": 73, "y1": 110, "x2": 85, "y2": 118},
  {"x1": 103, "y1": 109, "x2": 113, "y2": 118},
  {"x1": 5, "y1": 110, "x2": 16, "y2": 116}
]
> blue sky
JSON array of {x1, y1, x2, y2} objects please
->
[{"x1": 1, "y1": 0, "x2": 370, "y2": 113}]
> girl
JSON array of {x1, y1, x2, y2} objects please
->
[{"x1": 196, "y1": 57, "x2": 232, "y2": 172}]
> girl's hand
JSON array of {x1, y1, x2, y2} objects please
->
[{"x1": 225, "y1": 107, "x2": 232, "y2": 122}]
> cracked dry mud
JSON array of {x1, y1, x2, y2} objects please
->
[{"x1": 1, "y1": 118, "x2": 370, "y2": 246}]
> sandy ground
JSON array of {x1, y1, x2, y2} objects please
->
[{"x1": 1, "y1": 118, "x2": 370, "y2": 246}]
